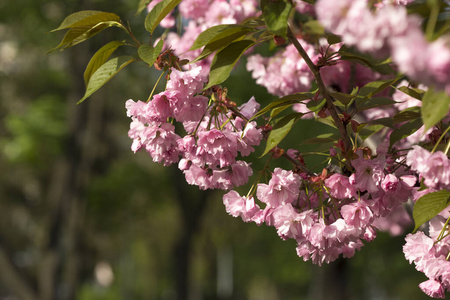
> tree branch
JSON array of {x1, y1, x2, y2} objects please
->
[{"x1": 286, "y1": 25, "x2": 352, "y2": 153}]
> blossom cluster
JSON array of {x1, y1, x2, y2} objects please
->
[
  {"x1": 404, "y1": 216, "x2": 450, "y2": 298},
  {"x1": 316, "y1": 0, "x2": 450, "y2": 94},
  {"x1": 129, "y1": 0, "x2": 450, "y2": 298},
  {"x1": 223, "y1": 147, "x2": 417, "y2": 266},
  {"x1": 126, "y1": 65, "x2": 262, "y2": 190}
]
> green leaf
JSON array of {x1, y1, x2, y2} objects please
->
[
  {"x1": 339, "y1": 47, "x2": 395, "y2": 75},
  {"x1": 389, "y1": 118, "x2": 423, "y2": 146},
  {"x1": 368, "y1": 118, "x2": 394, "y2": 128},
  {"x1": 137, "y1": 0, "x2": 151, "y2": 14},
  {"x1": 355, "y1": 97, "x2": 397, "y2": 113},
  {"x1": 204, "y1": 40, "x2": 254, "y2": 89},
  {"x1": 302, "y1": 20, "x2": 325, "y2": 36},
  {"x1": 190, "y1": 25, "x2": 251, "y2": 51},
  {"x1": 393, "y1": 106, "x2": 421, "y2": 124},
  {"x1": 421, "y1": 88, "x2": 450, "y2": 131},
  {"x1": 397, "y1": 86, "x2": 425, "y2": 100},
  {"x1": 306, "y1": 98, "x2": 326, "y2": 112},
  {"x1": 84, "y1": 40, "x2": 125, "y2": 86},
  {"x1": 260, "y1": 0, "x2": 293, "y2": 37},
  {"x1": 251, "y1": 91, "x2": 317, "y2": 120},
  {"x1": 145, "y1": 0, "x2": 182, "y2": 34},
  {"x1": 190, "y1": 26, "x2": 255, "y2": 63},
  {"x1": 52, "y1": 11, "x2": 121, "y2": 31},
  {"x1": 317, "y1": 115, "x2": 337, "y2": 129},
  {"x1": 357, "y1": 78, "x2": 400, "y2": 99},
  {"x1": 413, "y1": 190, "x2": 450, "y2": 232},
  {"x1": 138, "y1": 39, "x2": 164, "y2": 67},
  {"x1": 330, "y1": 92, "x2": 356, "y2": 106},
  {"x1": 302, "y1": 133, "x2": 338, "y2": 144},
  {"x1": 262, "y1": 113, "x2": 302, "y2": 156},
  {"x1": 49, "y1": 22, "x2": 120, "y2": 52},
  {"x1": 78, "y1": 56, "x2": 136, "y2": 104},
  {"x1": 357, "y1": 124, "x2": 385, "y2": 140}
]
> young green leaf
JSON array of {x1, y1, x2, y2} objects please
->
[
  {"x1": 306, "y1": 98, "x2": 326, "y2": 112},
  {"x1": 421, "y1": 88, "x2": 450, "y2": 131},
  {"x1": 251, "y1": 91, "x2": 317, "y2": 120},
  {"x1": 368, "y1": 118, "x2": 394, "y2": 128},
  {"x1": 78, "y1": 56, "x2": 136, "y2": 104},
  {"x1": 355, "y1": 97, "x2": 397, "y2": 113},
  {"x1": 145, "y1": 0, "x2": 182, "y2": 34},
  {"x1": 84, "y1": 40, "x2": 126, "y2": 86},
  {"x1": 397, "y1": 86, "x2": 425, "y2": 100},
  {"x1": 357, "y1": 78, "x2": 400, "y2": 99},
  {"x1": 137, "y1": 0, "x2": 151, "y2": 14},
  {"x1": 138, "y1": 39, "x2": 164, "y2": 67},
  {"x1": 262, "y1": 113, "x2": 302, "y2": 157},
  {"x1": 393, "y1": 106, "x2": 421, "y2": 124},
  {"x1": 191, "y1": 26, "x2": 255, "y2": 63},
  {"x1": 339, "y1": 47, "x2": 395, "y2": 75},
  {"x1": 357, "y1": 124, "x2": 385, "y2": 140},
  {"x1": 49, "y1": 22, "x2": 121, "y2": 52},
  {"x1": 52, "y1": 11, "x2": 121, "y2": 31},
  {"x1": 302, "y1": 132, "x2": 339, "y2": 144},
  {"x1": 190, "y1": 25, "x2": 252, "y2": 50},
  {"x1": 413, "y1": 190, "x2": 450, "y2": 232},
  {"x1": 204, "y1": 39, "x2": 254, "y2": 89},
  {"x1": 389, "y1": 118, "x2": 423, "y2": 146},
  {"x1": 330, "y1": 92, "x2": 356, "y2": 107},
  {"x1": 260, "y1": 0, "x2": 293, "y2": 37}
]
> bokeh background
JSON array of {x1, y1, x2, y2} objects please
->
[{"x1": 0, "y1": 0, "x2": 433, "y2": 299}]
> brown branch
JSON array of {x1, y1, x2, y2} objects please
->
[{"x1": 286, "y1": 26, "x2": 352, "y2": 153}]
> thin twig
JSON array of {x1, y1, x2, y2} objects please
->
[{"x1": 286, "y1": 25, "x2": 352, "y2": 153}]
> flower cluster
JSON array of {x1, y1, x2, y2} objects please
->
[
  {"x1": 223, "y1": 147, "x2": 417, "y2": 265},
  {"x1": 404, "y1": 216, "x2": 450, "y2": 299},
  {"x1": 316, "y1": 0, "x2": 450, "y2": 94},
  {"x1": 126, "y1": 65, "x2": 262, "y2": 190},
  {"x1": 131, "y1": 0, "x2": 450, "y2": 298},
  {"x1": 407, "y1": 146, "x2": 450, "y2": 190}
]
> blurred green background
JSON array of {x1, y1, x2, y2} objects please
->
[{"x1": 0, "y1": 0, "x2": 432, "y2": 299}]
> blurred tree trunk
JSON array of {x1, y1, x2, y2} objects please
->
[
  {"x1": 309, "y1": 259, "x2": 349, "y2": 300},
  {"x1": 38, "y1": 40, "x2": 106, "y2": 300},
  {"x1": 0, "y1": 1, "x2": 110, "y2": 298},
  {"x1": 172, "y1": 168, "x2": 209, "y2": 300}
]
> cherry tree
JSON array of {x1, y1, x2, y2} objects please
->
[{"x1": 51, "y1": 0, "x2": 450, "y2": 298}]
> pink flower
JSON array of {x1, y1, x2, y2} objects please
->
[
  {"x1": 351, "y1": 153, "x2": 386, "y2": 193},
  {"x1": 256, "y1": 168, "x2": 301, "y2": 208},
  {"x1": 422, "y1": 151, "x2": 450, "y2": 189},
  {"x1": 142, "y1": 123, "x2": 181, "y2": 166},
  {"x1": 272, "y1": 204, "x2": 303, "y2": 239},
  {"x1": 325, "y1": 173, "x2": 356, "y2": 199},
  {"x1": 403, "y1": 232, "x2": 434, "y2": 264},
  {"x1": 128, "y1": 119, "x2": 146, "y2": 153},
  {"x1": 406, "y1": 145, "x2": 431, "y2": 173},
  {"x1": 223, "y1": 190, "x2": 260, "y2": 222},
  {"x1": 183, "y1": 164, "x2": 211, "y2": 190},
  {"x1": 419, "y1": 279, "x2": 445, "y2": 299},
  {"x1": 230, "y1": 161, "x2": 253, "y2": 187},
  {"x1": 238, "y1": 96, "x2": 260, "y2": 119},
  {"x1": 197, "y1": 129, "x2": 238, "y2": 168},
  {"x1": 340, "y1": 200, "x2": 374, "y2": 228},
  {"x1": 179, "y1": 0, "x2": 210, "y2": 19}
]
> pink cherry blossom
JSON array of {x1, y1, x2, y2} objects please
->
[
  {"x1": 325, "y1": 173, "x2": 356, "y2": 199},
  {"x1": 419, "y1": 279, "x2": 446, "y2": 299},
  {"x1": 256, "y1": 168, "x2": 301, "y2": 208}
]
